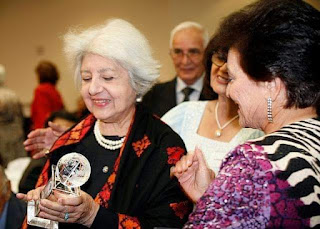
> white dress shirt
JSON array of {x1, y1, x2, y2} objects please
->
[{"x1": 176, "y1": 74, "x2": 204, "y2": 104}]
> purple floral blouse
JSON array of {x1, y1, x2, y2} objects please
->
[{"x1": 184, "y1": 118, "x2": 320, "y2": 228}]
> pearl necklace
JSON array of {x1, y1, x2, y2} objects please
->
[
  {"x1": 94, "y1": 120, "x2": 125, "y2": 150},
  {"x1": 215, "y1": 101, "x2": 239, "y2": 137}
]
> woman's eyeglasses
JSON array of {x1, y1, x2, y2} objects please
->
[{"x1": 211, "y1": 52, "x2": 227, "y2": 67}]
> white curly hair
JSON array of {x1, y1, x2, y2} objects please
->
[{"x1": 63, "y1": 19, "x2": 160, "y2": 97}]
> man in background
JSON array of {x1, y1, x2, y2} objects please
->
[{"x1": 142, "y1": 21, "x2": 217, "y2": 117}]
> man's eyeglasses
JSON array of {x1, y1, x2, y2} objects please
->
[
  {"x1": 211, "y1": 52, "x2": 227, "y2": 67},
  {"x1": 171, "y1": 48, "x2": 202, "y2": 59}
]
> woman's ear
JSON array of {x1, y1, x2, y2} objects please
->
[{"x1": 264, "y1": 77, "x2": 283, "y2": 101}]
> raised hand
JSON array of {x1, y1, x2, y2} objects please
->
[
  {"x1": 24, "y1": 121, "x2": 67, "y2": 159},
  {"x1": 170, "y1": 147, "x2": 215, "y2": 203}
]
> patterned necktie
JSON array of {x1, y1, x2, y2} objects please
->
[{"x1": 182, "y1": 87, "x2": 194, "y2": 102}]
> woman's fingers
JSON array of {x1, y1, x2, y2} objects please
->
[
  {"x1": 48, "y1": 121, "x2": 67, "y2": 136},
  {"x1": 58, "y1": 195, "x2": 82, "y2": 206},
  {"x1": 16, "y1": 193, "x2": 27, "y2": 201},
  {"x1": 17, "y1": 186, "x2": 45, "y2": 201},
  {"x1": 32, "y1": 149, "x2": 50, "y2": 159},
  {"x1": 37, "y1": 190, "x2": 99, "y2": 227},
  {"x1": 24, "y1": 135, "x2": 45, "y2": 145},
  {"x1": 26, "y1": 128, "x2": 48, "y2": 140},
  {"x1": 194, "y1": 147, "x2": 207, "y2": 169},
  {"x1": 16, "y1": 186, "x2": 44, "y2": 201},
  {"x1": 24, "y1": 128, "x2": 48, "y2": 153},
  {"x1": 38, "y1": 209, "x2": 77, "y2": 223},
  {"x1": 39, "y1": 196, "x2": 78, "y2": 223},
  {"x1": 171, "y1": 153, "x2": 195, "y2": 174},
  {"x1": 40, "y1": 198, "x2": 73, "y2": 213},
  {"x1": 24, "y1": 136, "x2": 45, "y2": 148}
]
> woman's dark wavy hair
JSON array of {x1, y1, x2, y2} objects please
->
[
  {"x1": 216, "y1": 0, "x2": 320, "y2": 115},
  {"x1": 35, "y1": 61, "x2": 60, "y2": 85}
]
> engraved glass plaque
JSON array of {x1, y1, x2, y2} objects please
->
[{"x1": 27, "y1": 152, "x2": 91, "y2": 229}]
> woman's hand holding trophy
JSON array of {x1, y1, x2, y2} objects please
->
[{"x1": 17, "y1": 153, "x2": 92, "y2": 229}]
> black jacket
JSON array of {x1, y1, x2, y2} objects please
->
[{"x1": 142, "y1": 77, "x2": 216, "y2": 117}]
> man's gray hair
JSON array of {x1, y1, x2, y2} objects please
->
[
  {"x1": 63, "y1": 19, "x2": 160, "y2": 97},
  {"x1": 169, "y1": 21, "x2": 209, "y2": 49}
]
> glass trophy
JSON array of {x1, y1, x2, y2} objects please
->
[{"x1": 27, "y1": 152, "x2": 91, "y2": 229}]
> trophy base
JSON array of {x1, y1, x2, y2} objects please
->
[{"x1": 27, "y1": 200, "x2": 59, "y2": 229}]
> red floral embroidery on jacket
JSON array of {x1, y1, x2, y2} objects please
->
[
  {"x1": 95, "y1": 111, "x2": 135, "y2": 209},
  {"x1": 119, "y1": 214, "x2": 141, "y2": 229},
  {"x1": 95, "y1": 159, "x2": 120, "y2": 208},
  {"x1": 51, "y1": 114, "x2": 95, "y2": 151},
  {"x1": 132, "y1": 135, "x2": 151, "y2": 157},
  {"x1": 167, "y1": 147, "x2": 185, "y2": 165},
  {"x1": 34, "y1": 115, "x2": 96, "y2": 190},
  {"x1": 170, "y1": 201, "x2": 191, "y2": 219}
]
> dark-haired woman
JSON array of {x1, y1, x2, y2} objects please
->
[
  {"x1": 171, "y1": 0, "x2": 320, "y2": 227},
  {"x1": 31, "y1": 61, "x2": 64, "y2": 129},
  {"x1": 162, "y1": 36, "x2": 263, "y2": 175}
]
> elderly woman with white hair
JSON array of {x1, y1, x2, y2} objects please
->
[{"x1": 18, "y1": 19, "x2": 192, "y2": 228}]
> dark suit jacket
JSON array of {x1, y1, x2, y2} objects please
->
[
  {"x1": 141, "y1": 77, "x2": 216, "y2": 117},
  {"x1": 6, "y1": 193, "x2": 27, "y2": 229}
]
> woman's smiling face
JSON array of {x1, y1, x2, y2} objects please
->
[
  {"x1": 80, "y1": 53, "x2": 136, "y2": 123},
  {"x1": 210, "y1": 51, "x2": 229, "y2": 96},
  {"x1": 226, "y1": 48, "x2": 268, "y2": 130}
]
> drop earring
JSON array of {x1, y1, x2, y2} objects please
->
[
  {"x1": 267, "y1": 97, "x2": 273, "y2": 123},
  {"x1": 136, "y1": 94, "x2": 142, "y2": 103}
]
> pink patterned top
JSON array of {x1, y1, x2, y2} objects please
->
[{"x1": 184, "y1": 118, "x2": 320, "y2": 228}]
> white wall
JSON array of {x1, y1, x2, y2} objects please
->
[{"x1": 0, "y1": 0, "x2": 319, "y2": 115}]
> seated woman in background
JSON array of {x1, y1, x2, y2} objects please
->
[
  {"x1": 171, "y1": 0, "x2": 320, "y2": 227},
  {"x1": 19, "y1": 19, "x2": 192, "y2": 229},
  {"x1": 162, "y1": 36, "x2": 263, "y2": 174},
  {"x1": 31, "y1": 60, "x2": 64, "y2": 130}
]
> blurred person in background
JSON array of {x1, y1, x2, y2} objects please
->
[
  {"x1": 31, "y1": 61, "x2": 64, "y2": 130},
  {"x1": 0, "y1": 64, "x2": 27, "y2": 167},
  {"x1": 0, "y1": 156, "x2": 26, "y2": 229},
  {"x1": 142, "y1": 21, "x2": 217, "y2": 117}
]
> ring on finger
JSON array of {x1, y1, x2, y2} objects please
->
[{"x1": 64, "y1": 212, "x2": 69, "y2": 221}]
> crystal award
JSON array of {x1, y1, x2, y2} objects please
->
[{"x1": 27, "y1": 152, "x2": 91, "y2": 229}]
